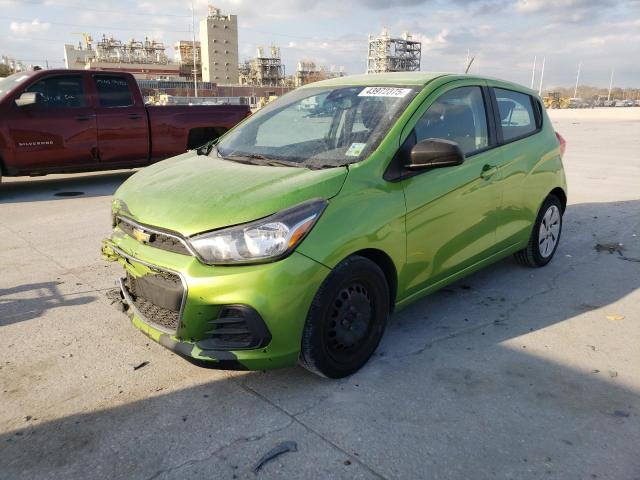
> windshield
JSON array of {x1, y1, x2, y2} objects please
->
[
  {"x1": 216, "y1": 85, "x2": 418, "y2": 168},
  {"x1": 0, "y1": 71, "x2": 33, "y2": 99}
]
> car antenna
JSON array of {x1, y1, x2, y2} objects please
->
[{"x1": 464, "y1": 56, "x2": 475, "y2": 74}]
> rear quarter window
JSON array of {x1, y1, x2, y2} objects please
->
[
  {"x1": 494, "y1": 88, "x2": 539, "y2": 142},
  {"x1": 94, "y1": 75, "x2": 134, "y2": 108}
]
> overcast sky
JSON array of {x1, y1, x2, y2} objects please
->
[{"x1": 1, "y1": 0, "x2": 638, "y2": 87}]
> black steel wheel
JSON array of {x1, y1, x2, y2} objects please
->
[{"x1": 299, "y1": 255, "x2": 389, "y2": 378}]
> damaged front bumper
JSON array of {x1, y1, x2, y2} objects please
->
[
  {"x1": 115, "y1": 277, "x2": 250, "y2": 370},
  {"x1": 101, "y1": 231, "x2": 330, "y2": 371}
]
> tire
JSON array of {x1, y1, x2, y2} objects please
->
[
  {"x1": 514, "y1": 194, "x2": 563, "y2": 267},
  {"x1": 299, "y1": 256, "x2": 389, "y2": 379}
]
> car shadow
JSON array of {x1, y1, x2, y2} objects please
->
[
  {"x1": 0, "y1": 199, "x2": 638, "y2": 479},
  {"x1": 0, "y1": 171, "x2": 136, "y2": 204},
  {"x1": 0, "y1": 282, "x2": 96, "y2": 326}
]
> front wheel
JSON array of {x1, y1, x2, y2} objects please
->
[
  {"x1": 299, "y1": 256, "x2": 389, "y2": 379},
  {"x1": 514, "y1": 195, "x2": 563, "y2": 267}
]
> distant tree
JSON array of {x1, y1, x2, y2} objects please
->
[
  {"x1": 0, "y1": 64, "x2": 13, "y2": 77},
  {"x1": 542, "y1": 85, "x2": 640, "y2": 101}
]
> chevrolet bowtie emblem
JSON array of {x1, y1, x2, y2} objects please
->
[{"x1": 133, "y1": 227, "x2": 151, "y2": 243}]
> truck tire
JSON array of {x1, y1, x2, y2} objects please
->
[{"x1": 187, "y1": 128, "x2": 225, "y2": 150}]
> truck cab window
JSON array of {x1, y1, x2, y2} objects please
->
[
  {"x1": 94, "y1": 75, "x2": 134, "y2": 108},
  {"x1": 24, "y1": 75, "x2": 86, "y2": 108}
]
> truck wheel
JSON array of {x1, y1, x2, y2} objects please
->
[
  {"x1": 514, "y1": 195, "x2": 563, "y2": 267},
  {"x1": 299, "y1": 256, "x2": 389, "y2": 378}
]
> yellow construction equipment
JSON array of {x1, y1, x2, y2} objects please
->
[{"x1": 543, "y1": 92, "x2": 570, "y2": 109}]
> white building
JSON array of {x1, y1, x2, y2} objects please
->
[{"x1": 199, "y1": 5, "x2": 239, "y2": 84}]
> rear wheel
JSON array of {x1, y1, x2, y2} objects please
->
[
  {"x1": 299, "y1": 256, "x2": 389, "y2": 378},
  {"x1": 514, "y1": 195, "x2": 563, "y2": 267}
]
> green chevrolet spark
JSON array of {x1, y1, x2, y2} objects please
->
[{"x1": 102, "y1": 72, "x2": 567, "y2": 378}]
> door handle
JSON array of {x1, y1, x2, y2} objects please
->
[
  {"x1": 128, "y1": 114, "x2": 143, "y2": 120},
  {"x1": 480, "y1": 164, "x2": 498, "y2": 179},
  {"x1": 75, "y1": 114, "x2": 96, "y2": 121}
]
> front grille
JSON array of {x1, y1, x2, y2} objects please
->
[
  {"x1": 117, "y1": 217, "x2": 190, "y2": 256},
  {"x1": 124, "y1": 271, "x2": 183, "y2": 332}
]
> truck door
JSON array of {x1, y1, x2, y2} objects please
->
[
  {"x1": 8, "y1": 73, "x2": 97, "y2": 172},
  {"x1": 92, "y1": 74, "x2": 149, "y2": 165}
]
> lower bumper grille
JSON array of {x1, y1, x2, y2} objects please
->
[
  {"x1": 197, "y1": 305, "x2": 272, "y2": 350},
  {"x1": 123, "y1": 271, "x2": 184, "y2": 332}
]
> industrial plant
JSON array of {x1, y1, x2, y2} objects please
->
[
  {"x1": 367, "y1": 28, "x2": 421, "y2": 74},
  {"x1": 58, "y1": 5, "x2": 425, "y2": 105},
  {"x1": 64, "y1": 34, "x2": 178, "y2": 79}
]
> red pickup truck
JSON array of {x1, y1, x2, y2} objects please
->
[{"x1": 0, "y1": 69, "x2": 250, "y2": 181}]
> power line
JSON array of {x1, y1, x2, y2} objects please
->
[
  {"x1": 6, "y1": 0, "x2": 191, "y2": 18},
  {"x1": 0, "y1": 16, "x2": 191, "y2": 33}
]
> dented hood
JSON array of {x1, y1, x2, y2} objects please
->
[{"x1": 112, "y1": 151, "x2": 348, "y2": 236}]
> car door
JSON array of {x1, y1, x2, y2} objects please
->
[
  {"x1": 400, "y1": 83, "x2": 504, "y2": 298},
  {"x1": 489, "y1": 86, "x2": 546, "y2": 249},
  {"x1": 92, "y1": 74, "x2": 149, "y2": 165},
  {"x1": 8, "y1": 73, "x2": 97, "y2": 172}
]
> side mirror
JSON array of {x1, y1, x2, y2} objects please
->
[
  {"x1": 15, "y1": 92, "x2": 40, "y2": 107},
  {"x1": 406, "y1": 138, "x2": 465, "y2": 170}
]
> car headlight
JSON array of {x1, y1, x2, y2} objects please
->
[{"x1": 189, "y1": 199, "x2": 327, "y2": 265}]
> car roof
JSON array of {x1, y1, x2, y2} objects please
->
[
  {"x1": 301, "y1": 72, "x2": 538, "y2": 96},
  {"x1": 301, "y1": 72, "x2": 451, "y2": 88}
]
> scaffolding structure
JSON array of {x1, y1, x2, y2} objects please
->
[
  {"x1": 174, "y1": 40, "x2": 201, "y2": 79},
  {"x1": 366, "y1": 29, "x2": 421, "y2": 74},
  {"x1": 91, "y1": 34, "x2": 170, "y2": 65},
  {"x1": 174, "y1": 41, "x2": 200, "y2": 65},
  {"x1": 239, "y1": 46, "x2": 284, "y2": 87},
  {"x1": 295, "y1": 60, "x2": 346, "y2": 87}
]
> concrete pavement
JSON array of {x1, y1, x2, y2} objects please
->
[{"x1": 0, "y1": 108, "x2": 638, "y2": 479}]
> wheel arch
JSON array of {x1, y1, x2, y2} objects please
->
[
  {"x1": 549, "y1": 187, "x2": 567, "y2": 213},
  {"x1": 348, "y1": 248, "x2": 398, "y2": 313}
]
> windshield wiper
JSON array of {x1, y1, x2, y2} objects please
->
[
  {"x1": 196, "y1": 140, "x2": 219, "y2": 157},
  {"x1": 224, "y1": 153, "x2": 304, "y2": 168}
]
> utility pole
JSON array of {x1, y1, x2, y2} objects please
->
[
  {"x1": 573, "y1": 62, "x2": 581, "y2": 98},
  {"x1": 530, "y1": 55, "x2": 536, "y2": 89},
  {"x1": 191, "y1": 0, "x2": 198, "y2": 98},
  {"x1": 607, "y1": 69, "x2": 614, "y2": 101},
  {"x1": 538, "y1": 56, "x2": 545, "y2": 96}
]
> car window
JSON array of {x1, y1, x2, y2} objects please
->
[
  {"x1": 94, "y1": 75, "x2": 134, "y2": 108},
  {"x1": 494, "y1": 88, "x2": 537, "y2": 141},
  {"x1": 255, "y1": 91, "x2": 331, "y2": 148},
  {"x1": 218, "y1": 85, "x2": 418, "y2": 167},
  {"x1": 414, "y1": 86, "x2": 489, "y2": 156},
  {"x1": 24, "y1": 75, "x2": 86, "y2": 108},
  {"x1": 255, "y1": 93, "x2": 386, "y2": 148}
]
